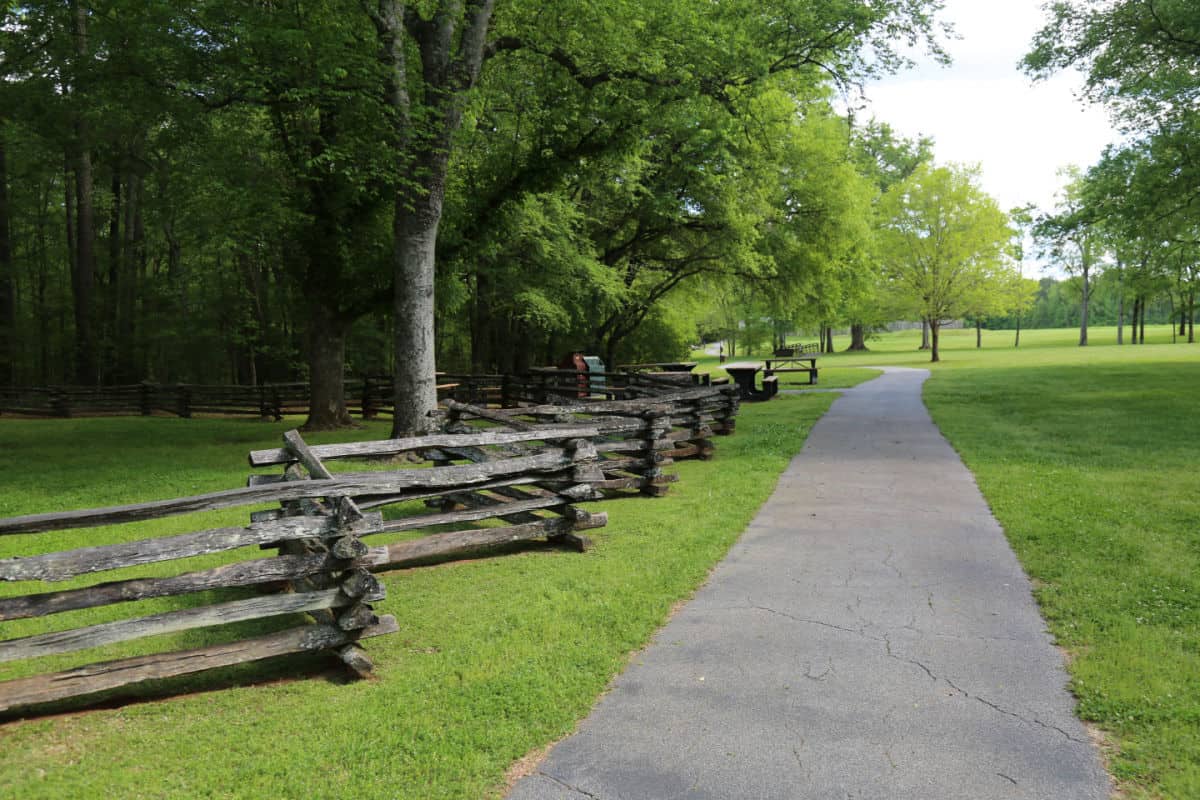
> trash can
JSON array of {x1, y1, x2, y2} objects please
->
[{"x1": 582, "y1": 356, "x2": 607, "y2": 396}]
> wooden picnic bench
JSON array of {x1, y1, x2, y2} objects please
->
[
  {"x1": 618, "y1": 361, "x2": 699, "y2": 373},
  {"x1": 618, "y1": 361, "x2": 714, "y2": 387},
  {"x1": 763, "y1": 356, "x2": 818, "y2": 386},
  {"x1": 723, "y1": 362, "x2": 778, "y2": 402},
  {"x1": 773, "y1": 343, "x2": 820, "y2": 357}
]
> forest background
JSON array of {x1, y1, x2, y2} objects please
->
[{"x1": 1, "y1": 0, "x2": 1196, "y2": 431}]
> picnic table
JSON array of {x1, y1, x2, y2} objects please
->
[
  {"x1": 723, "y1": 361, "x2": 778, "y2": 402},
  {"x1": 763, "y1": 355, "x2": 819, "y2": 386},
  {"x1": 619, "y1": 361, "x2": 713, "y2": 387}
]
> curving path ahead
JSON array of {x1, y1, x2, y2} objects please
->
[{"x1": 508, "y1": 367, "x2": 1110, "y2": 800}]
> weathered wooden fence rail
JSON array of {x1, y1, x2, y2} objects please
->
[
  {"x1": 437, "y1": 383, "x2": 739, "y2": 498},
  {"x1": 0, "y1": 426, "x2": 609, "y2": 715}
]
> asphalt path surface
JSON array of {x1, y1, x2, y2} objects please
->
[{"x1": 508, "y1": 367, "x2": 1110, "y2": 800}]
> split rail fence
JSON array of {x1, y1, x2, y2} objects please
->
[
  {"x1": 0, "y1": 427, "x2": 609, "y2": 715},
  {"x1": 438, "y1": 383, "x2": 739, "y2": 499}
]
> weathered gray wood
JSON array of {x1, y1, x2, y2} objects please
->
[
  {"x1": 444, "y1": 399, "x2": 534, "y2": 430},
  {"x1": 336, "y1": 603, "x2": 378, "y2": 631},
  {"x1": 0, "y1": 452, "x2": 578, "y2": 535},
  {"x1": 248, "y1": 426, "x2": 599, "y2": 467},
  {"x1": 0, "y1": 550, "x2": 373, "y2": 621},
  {"x1": 0, "y1": 586, "x2": 382, "y2": 664},
  {"x1": 0, "y1": 514, "x2": 382, "y2": 583},
  {"x1": 352, "y1": 471, "x2": 575, "y2": 511},
  {"x1": 336, "y1": 643, "x2": 375, "y2": 678},
  {"x1": 330, "y1": 535, "x2": 369, "y2": 559},
  {"x1": 282, "y1": 430, "x2": 366, "y2": 524},
  {"x1": 374, "y1": 494, "x2": 566, "y2": 533},
  {"x1": 364, "y1": 515, "x2": 607, "y2": 571},
  {"x1": 247, "y1": 474, "x2": 286, "y2": 487},
  {"x1": 0, "y1": 616, "x2": 399, "y2": 713},
  {"x1": 339, "y1": 569, "x2": 383, "y2": 600}
]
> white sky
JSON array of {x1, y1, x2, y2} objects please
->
[{"x1": 861, "y1": 0, "x2": 1118, "y2": 216}]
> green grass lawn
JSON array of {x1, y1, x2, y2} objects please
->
[
  {"x1": 0, "y1": 394, "x2": 835, "y2": 799},
  {"x1": 4, "y1": 326, "x2": 1199, "y2": 798}
]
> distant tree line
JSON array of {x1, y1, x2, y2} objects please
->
[{"x1": 1024, "y1": 0, "x2": 1200, "y2": 347}]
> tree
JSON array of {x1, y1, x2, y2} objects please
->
[
  {"x1": 1035, "y1": 167, "x2": 1106, "y2": 346},
  {"x1": 374, "y1": 0, "x2": 948, "y2": 432},
  {"x1": 847, "y1": 119, "x2": 934, "y2": 350},
  {"x1": 877, "y1": 163, "x2": 1015, "y2": 362}
]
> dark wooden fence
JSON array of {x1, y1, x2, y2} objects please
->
[
  {"x1": 0, "y1": 370, "x2": 708, "y2": 419},
  {"x1": 0, "y1": 427, "x2": 609, "y2": 715}
]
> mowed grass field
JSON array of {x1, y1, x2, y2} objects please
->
[
  {"x1": 3, "y1": 324, "x2": 1198, "y2": 799},
  {"x1": 0, "y1": 393, "x2": 836, "y2": 799}
]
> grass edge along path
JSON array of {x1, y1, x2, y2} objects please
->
[
  {"x1": 923, "y1": 351, "x2": 1200, "y2": 800},
  {"x1": 0, "y1": 393, "x2": 835, "y2": 800}
]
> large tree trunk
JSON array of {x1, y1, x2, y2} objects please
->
[
  {"x1": 919, "y1": 318, "x2": 930, "y2": 350},
  {"x1": 392, "y1": 188, "x2": 442, "y2": 437},
  {"x1": 375, "y1": 0, "x2": 495, "y2": 438},
  {"x1": 1131, "y1": 296, "x2": 1140, "y2": 345},
  {"x1": 930, "y1": 320, "x2": 941, "y2": 363},
  {"x1": 1014, "y1": 313, "x2": 1021, "y2": 348},
  {"x1": 1139, "y1": 296, "x2": 1146, "y2": 344},
  {"x1": 847, "y1": 323, "x2": 868, "y2": 351},
  {"x1": 975, "y1": 319, "x2": 982, "y2": 349},
  {"x1": 0, "y1": 131, "x2": 14, "y2": 385},
  {"x1": 71, "y1": 2, "x2": 98, "y2": 385},
  {"x1": 1189, "y1": 290, "x2": 1195, "y2": 344},
  {"x1": 1116, "y1": 279, "x2": 1124, "y2": 344},
  {"x1": 304, "y1": 303, "x2": 354, "y2": 430},
  {"x1": 1078, "y1": 263, "x2": 1089, "y2": 347}
]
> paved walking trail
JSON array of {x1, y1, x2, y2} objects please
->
[{"x1": 508, "y1": 367, "x2": 1110, "y2": 800}]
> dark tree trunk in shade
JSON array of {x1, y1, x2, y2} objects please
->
[
  {"x1": 1139, "y1": 297, "x2": 1146, "y2": 344},
  {"x1": 975, "y1": 319, "x2": 982, "y2": 348},
  {"x1": 1078, "y1": 263, "x2": 1090, "y2": 346},
  {"x1": 930, "y1": 320, "x2": 941, "y2": 363},
  {"x1": 1113, "y1": 278, "x2": 1123, "y2": 345},
  {"x1": 303, "y1": 303, "x2": 353, "y2": 430},
  {"x1": 1180, "y1": 293, "x2": 1190, "y2": 345},
  {"x1": 70, "y1": 1, "x2": 98, "y2": 385},
  {"x1": 0, "y1": 133, "x2": 13, "y2": 385},
  {"x1": 919, "y1": 318, "x2": 930, "y2": 350},
  {"x1": 847, "y1": 323, "x2": 868, "y2": 351},
  {"x1": 1014, "y1": 313, "x2": 1021, "y2": 348}
]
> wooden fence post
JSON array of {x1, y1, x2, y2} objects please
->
[
  {"x1": 139, "y1": 382, "x2": 154, "y2": 416},
  {"x1": 51, "y1": 388, "x2": 71, "y2": 418},
  {"x1": 177, "y1": 385, "x2": 192, "y2": 419},
  {"x1": 361, "y1": 376, "x2": 377, "y2": 420}
]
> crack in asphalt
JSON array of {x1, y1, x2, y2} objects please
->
[
  {"x1": 749, "y1": 602, "x2": 1090, "y2": 746},
  {"x1": 537, "y1": 771, "x2": 603, "y2": 800}
]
